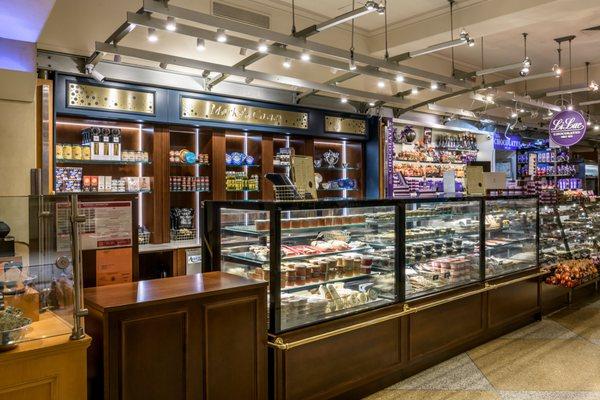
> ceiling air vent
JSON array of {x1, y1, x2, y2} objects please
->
[{"x1": 212, "y1": 2, "x2": 270, "y2": 29}]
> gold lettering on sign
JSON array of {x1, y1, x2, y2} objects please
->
[
  {"x1": 67, "y1": 83, "x2": 154, "y2": 114},
  {"x1": 181, "y1": 97, "x2": 308, "y2": 129},
  {"x1": 324, "y1": 116, "x2": 366, "y2": 135}
]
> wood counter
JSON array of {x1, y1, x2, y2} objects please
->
[{"x1": 85, "y1": 272, "x2": 267, "y2": 400}]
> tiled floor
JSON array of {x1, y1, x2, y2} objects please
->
[{"x1": 365, "y1": 296, "x2": 600, "y2": 400}]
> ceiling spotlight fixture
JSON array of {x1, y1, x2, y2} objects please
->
[
  {"x1": 349, "y1": 53, "x2": 357, "y2": 71},
  {"x1": 113, "y1": 54, "x2": 122, "y2": 63},
  {"x1": 365, "y1": 0, "x2": 377, "y2": 11},
  {"x1": 519, "y1": 33, "x2": 530, "y2": 77},
  {"x1": 547, "y1": 110, "x2": 553, "y2": 116},
  {"x1": 245, "y1": 77, "x2": 254, "y2": 84},
  {"x1": 552, "y1": 64, "x2": 562, "y2": 77},
  {"x1": 430, "y1": 82, "x2": 439, "y2": 90},
  {"x1": 595, "y1": 124, "x2": 600, "y2": 131},
  {"x1": 282, "y1": 58, "x2": 292, "y2": 69},
  {"x1": 369, "y1": 101, "x2": 376, "y2": 107},
  {"x1": 589, "y1": 80, "x2": 599, "y2": 92},
  {"x1": 239, "y1": 47, "x2": 246, "y2": 56},
  {"x1": 587, "y1": 120, "x2": 592, "y2": 126},
  {"x1": 201, "y1": 70, "x2": 211, "y2": 78},
  {"x1": 395, "y1": 75, "x2": 404, "y2": 83},
  {"x1": 411, "y1": 87, "x2": 419, "y2": 95},
  {"x1": 485, "y1": 94, "x2": 495, "y2": 103},
  {"x1": 340, "y1": 97, "x2": 348, "y2": 103},
  {"x1": 159, "y1": 62, "x2": 167, "y2": 69},
  {"x1": 197, "y1": 38, "x2": 206, "y2": 51},
  {"x1": 377, "y1": 80, "x2": 385, "y2": 88},
  {"x1": 300, "y1": 50, "x2": 311, "y2": 61},
  {"x1": 216, "y1": 28, "x2": 227, "y2": 43},
  {"x1": 257, "y1": 39, "x2": 268, "y2": 53},
  {"x1": 376, "y1": 2, "x2": 386, "y2": 15},
  {"x1": 567, "y1": 104, "x2": 574, "y2": 111},
  {"x1": 165, "y1": 16, "x2": 176, "y2": 31},
  {"x1": 511, "y1": 111, "x2": 518, "y2": 118},
  {"x1": 147, "y1": 27, "x2": 158, "y2": 43},
  {"x1": 409, "y1": 29, "x2": 473, "y2": 58},
  {"x1": 519, "y1": 108, "x2": 525, "y2": 113},
  {"x1": 84, "y1": 63, "x2": 105, "y2": 83}
]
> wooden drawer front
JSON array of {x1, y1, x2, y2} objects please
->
[
  {"x1": 0, "y1": 378, "x2": 55, "y2": 400},
  {"x1": 203, "y1": 295, "x2": 266, "y2": 400},
  {"x1": 489, "y1": 280, "x2": 539, "y2": 328},
  {"x1": 409, "y1": 294, "x2": 484, "y2": 360},
  {"x1": 284, "y1": 318, "x2": 401, "y2": 400},
  {"x1": 117, "y1": 310, "x2": 189, "y2": 400}
]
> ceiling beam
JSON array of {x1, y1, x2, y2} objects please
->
[
  {"x1": 95, "y1": 42, "x2": 411, "y2": 106},
  {"x1": 142, "y1": 0, "x2": 471, "y2": 89}
]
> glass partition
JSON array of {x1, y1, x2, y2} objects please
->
[{"x1": 0, "y1": 195, "x2": 82, "y2": 351}]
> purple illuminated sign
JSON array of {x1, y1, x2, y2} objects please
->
[
  {"x1": 549, "y1": 110, "x2": 586, "y2": 147},
  {"x1": 493, "y1": 132, "x2": 521, "y2": 151}
]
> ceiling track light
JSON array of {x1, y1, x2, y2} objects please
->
[
  {"x1": 300, "y1": 50, "x2": 310, "y2": 61},
  {"x1": 165, "y1": 16, "x2": 176, "y2": 31},
  {"x1": 511, "y1": 111, "x2": 518, "y2": 119},
  {"x1": 411, "y1": 87, "x2": 419, "y2": 95},
  {"x1": 408, "y1": 29, "x2": 474, "y2": 58},
  {"x1": 197, "y1": 38, "x2": 206, "y2": 51},
  {"x1": 395, "y1": 75, "x2": 404, "y2": 83},
  {"x1": 368, "y1": 101, "x2": 376, "y2": 107},
  {"x1": 430, "y1": 82, "x2": 439, "y2": 90},
  {"x1": 147, "y1": 27, "x2": 158, "y2": 42},
  {"x1": 567, "y1": 104, "x2": 574, "y2": 111},
  {"x1": 594, "y1": 124, "x2": 600, "y2": 131},
  {"x1": 159, "y1": 62, "x2": 168, "y2": 69},
  {"x1": 282, "y1": 58, "x2": 292, "y2": 69},
  {"x1": 376, "y1": 2, "x2": 386, "y2": 15},
  {"x1": 365, "y1": 0, "x2": 378, "y2": 11},
  {"x1": 85, "y1": 63, "x2": 105, "y2": 82},
  {"x1": 257, "y1": 39, "x2": 268, "y2": 53},
  {"x1": 340, "y1": 97, "x2": 348, "y2": 103},
  {"x1": 245, "y1": 77, "x2": 254, "y2": 84},
  {"x1": 216, "y1": 28, "x2": 227, "y2": 43},
  {"x1": 377, "y1": 80, "x2": 385, "y2": 88},
  {"x1": 201, "y1": 70, "x2": 211, "y2": 78}
]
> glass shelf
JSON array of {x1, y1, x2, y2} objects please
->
[
  {"x1": 224, "y1": 246, "x2": 373, "y2": 266},
  {"x1": 55, "y1": 190, "x2": 152, "y2": 195},
  {"x1": 226, "y1": 189, "x2": 260, "y2": 193},
  {"x1": 226, "y1": 164, "x2": 261, "y2": 168},
  {"x1": 170, "y1": 162, "x2": 210, "y2": 167},
  {"x1": 315, "y1": 166, "x2": 359, "y2": 171},
  {"x1": 56, "y1": 159, "x2": 151, "y2": 165},
  {"x1": 394, "y1": 159, "x2": 467, "y2": 166},
  {"x1": 170, "y1": 190, "x2": 210, "y2": 193}
]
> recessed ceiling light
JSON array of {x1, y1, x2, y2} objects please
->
[
  {"x1": 301, "y1": 50, "x2": 311, "y2": 61},
  {"x1": 147, "y1": 27, "x2": 158, "y2": 42},
  {"x1": 377, "y1": 80, "x2": 385, "y2": 88},
  {"x1": 282, "y1": 58, "x2": 292, "y2": 68}
]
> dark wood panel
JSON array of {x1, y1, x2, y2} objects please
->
[
  {"x1": 119, "y1": 311, "x2": 188, "y2": 400},
  {"x1": 203, "y1": 295, "x2": 266, "y2": 400},
  {"x1": 488, "y1": 279, "x2": 539, "y2": 328},
  {"x1": 408, "y1": 294, "x2": 484, "y2": 360},
  {"x1": 148, "y1": 126, "x2": 170, "y2": 244},
  {"x1": 283, "y1": 318, "x2": 401, "y2": 400},
  {"x1": 211, "y1": 131, "x2": 226, "y2": 201},
  {"x1": 261, "y1": 135, "x2": 274, "y2": 201}
]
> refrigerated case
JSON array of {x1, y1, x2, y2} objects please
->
[{"x1": 203, "y1": 195, "x2": 539, "y2": 333}]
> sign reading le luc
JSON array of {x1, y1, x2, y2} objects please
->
[
  {"x1": 180, "y1": 97, "x2": 309, "y2": 129},
  {"x1": 549, "y1": 110, "x2": 587, "y2": 147}
]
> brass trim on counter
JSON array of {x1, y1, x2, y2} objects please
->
[
  {"x1": 180, "y1": 97, "x2": 309, "y2": 129},
  {"x1": 67, "y1": 82, "x2": 155, "y2": 114},
  {"x1": 268, "y1": 271, "x2": 546, "y2": 350}
]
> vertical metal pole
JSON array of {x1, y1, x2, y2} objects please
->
[{"x1": 69, "y1": 194, "x2": 88, "y2": 340}]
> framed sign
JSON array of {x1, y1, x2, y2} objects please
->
[{"x1": 549, "y1": 110, "x2": 586, "y2": 147}]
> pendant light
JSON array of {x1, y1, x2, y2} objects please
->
[
  {"x1": 348, "y1": 0, "x2": 357, "y2": 71},
  {"x1": 519, "y1": 33, "x2": 530, "y2": 77}
]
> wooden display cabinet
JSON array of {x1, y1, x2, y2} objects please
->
[{"x1": 224, "y1": 131, "x2": 265, "y2": 201}]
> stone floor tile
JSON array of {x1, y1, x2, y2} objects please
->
[
  {"x1": 550, "y1": 307, "x2": 600, "y2": 340},
  {"x1": 501, "y1": 320, "x2": 577, "y2": 340},
  {"x1": 468, "y1": 338, "x2": 600, "y2": 391},
  {"x1": 389, "y1": 353, "x2": 493, "y2": 391},
  {"x1": 364, "y1": 389, "x2": 500, "y2": 400},
  {"x1": 498, "y1": 390, "x2": 600, "y2": 400}
]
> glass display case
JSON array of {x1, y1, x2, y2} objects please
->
[
  {"x1": 404, "y1": 199, "x2": 482, "y2": 299},
  {"x1": 485, "y1": 197, "x2": 538, "y2": 277},
  {"x1": 202, "y1": 195, "x2": 539, "y2": 333},
  {"x1": 0, "y1": 195, "x2": 85, "y2": 351},
  {"x1": 206, "y1": 200, "x2": 398, "y2": 332}
]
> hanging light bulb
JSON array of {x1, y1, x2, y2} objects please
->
[
  {"x1": 520, "y1": 56, "x2": 531, "y2": 77},
  {"x1": 552, "y1": 64, "x2": 562, "y2": 77},
  {"x1": 349, "y1": 57, "x2": 357, "y2": 71},
  {"x1": 282, "y1": 58, "x2": 292, "y2": 69},
  {"x1": 377, "y1": 80, "x2": 385, "y2": 88},
  {"x1": 519, "y1": 108, "x2": 525, "y2": 113},
  {"x1": 365, "y1": 0, "x2": 377, "y2": 11},
  {"x1": 430, "y1": 82, "x2": 439, "y2": 90},
  {"x1": 300, "y1": 50, "x2": 310, "y2": 61},
  {"x1": 197, "y1": 38, "x2": 206, "y2": 51},
  {"x1": 511, "y1": 111, "x2": 518, "y2": 118},
  {"x1": 395, "y1": 75, "x2": 404, "y2": 82},
  {"x1": 594, "y1": 124, "x2": 600, "y2": 131},
  {"x1": 340, "y1": 97, "x2": 348, "y2": 103},
  {"x1": 411, "y1": 87, "x2": 419, "y2": 95},
  {"x1": 567, "y1": 104, "x2": 574, "y2": 111},
  {"x1": 166, "y1": 16, "x2": 176, "y2": 31},
  {"x1": 587, "y1": 120, "x2": 592, "y2": 127},
  {"x1": 216, "y1": 28, "x2": 227, "y2": 43},
  {"x1": 589, "y1": 80, "x2": 599, "y2": 92},
  {"x1": 257, "y1": 39, "x2": 268, "y2": 53},
  {"x1": 147, "y1": 27, "x2": 158, "y2": 42}
]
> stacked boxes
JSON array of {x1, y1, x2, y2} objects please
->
[{"x1": 55, "y1": 167, "x2": 83, "y2": 192}]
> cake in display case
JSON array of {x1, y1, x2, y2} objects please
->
[
  {"x1": 203, "y1": 196, "x2": 539, "y2": 333},
  {"x1": 485, "y1": 197, "x2": 538, "y2": 277}
]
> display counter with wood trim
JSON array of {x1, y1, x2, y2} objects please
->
[{"x1": 84, "y1": 271, "x2": 267, "y2": 400}]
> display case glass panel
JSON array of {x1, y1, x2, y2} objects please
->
[
  {"x1": 404, "y1": 199, "x2": 481, "y2": 299},
  {"x1": 539, "y1": 204, "x2": 570, "y2": 266},
  {"x1": 557, "y1": 201, "x2": 597, "y2": 258},
  {"x1": 485, "y1": 198, "x2": 538, "y2": 277},
  {"x1": 217, "y1": 204, "x2": 397, "y2": 332}
]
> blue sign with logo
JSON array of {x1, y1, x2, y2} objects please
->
[{"x1": 494, "y1": 132, "x2": 521, "y2": 151}]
